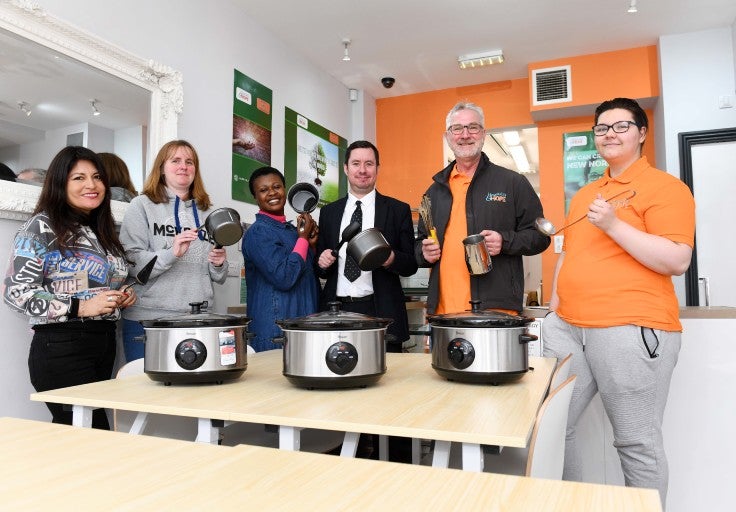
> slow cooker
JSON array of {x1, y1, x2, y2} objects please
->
[
  {"x1": 274, "y1": 302, "x2": 392, "y2": 389},
  {"x1": 141, "y1": 301, "x2": 250, "y2": 385},
  {"x1": 428, "y1": 301, "x2": 537, "y2": 384}
]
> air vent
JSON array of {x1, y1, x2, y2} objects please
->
[{"x1": 532, "y1": 65, "x2": 572, "y2": 106}]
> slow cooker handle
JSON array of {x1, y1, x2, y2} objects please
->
[
  {"x1": 272, "y1": 336, "x2": 286, "y2": 345},
  {"x1": 519, "y1": 333, "x2": 538, "y2": 344},
  {"x1": 133, "y1": 335, "x2": 146, "y2": 343}
]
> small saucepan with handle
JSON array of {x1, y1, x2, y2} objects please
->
[{"x1": 203, "y1": 207, "x2": 244, "y2": 248}]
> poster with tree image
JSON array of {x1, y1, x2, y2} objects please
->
[{"x1": 284, "y1": 107, "x2": 346, "y2": 208}]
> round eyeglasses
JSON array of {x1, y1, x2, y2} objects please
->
[
  {"x1": 447, "y1": 123, "x2": 484, "y2": 135},
  {"x1": 592, "y1": 120, "x2": 639, "y2": 136}
]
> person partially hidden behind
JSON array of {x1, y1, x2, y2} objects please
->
[
  {"x1": 417, "y1": 101, "x2": 549, "y2": 315},
  {"x1": 316, "y1": 140, "x2": 417, "y2": 462},
  {"x1": 98, "y1": 152, "x2": 138, "y2": 202},
  {"x1": 542, "y1": 98, "x2": 695, "y2": 509}
]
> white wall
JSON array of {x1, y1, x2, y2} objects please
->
[{"x1": 654, "y1": 26, "x2": 736, "y2": 301}]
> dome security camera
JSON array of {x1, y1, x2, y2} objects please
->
[{"x1": 381, "y1": 77, "x2": 395, "y2": 89}]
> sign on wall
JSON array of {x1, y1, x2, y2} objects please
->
[
  {"x1": 284, "y1": 107, "x2": 346, "y2": 207},
  {"x1": 562, "y1": 131, "x2": 607, "y2": 215},
  {"x1": 232, "y1": 69, "x2": 273, "y2": 204}
]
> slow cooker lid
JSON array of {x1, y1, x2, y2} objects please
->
[
  {"x1": 428, "y1": 300, "x2": 532, "y2": 328},
  {"x1": 276, "y1": 301, "x2": 392, "y2": 330},
  {"x1": 140, "y1": 301, "x2": 250, "y2": 328}
]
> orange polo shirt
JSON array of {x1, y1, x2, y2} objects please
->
[
  {"x1": 436, "y1": 168, "x2": 471, "y2": 314},
  {"x1": 556, "y1": 157, "x2": 695, "y2": 331}
]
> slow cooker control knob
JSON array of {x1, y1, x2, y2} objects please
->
[
  {"x1": 447, "y1": 338, "x2": 474, "y2": 370},
  {"x1": 325, "y1": 342, "x2": 358, "y2": 375},
  {"x1": 175, "y1": 338, "x2": 207, "y2": 370}
]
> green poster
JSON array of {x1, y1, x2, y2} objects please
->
[
  {"x1": 562, "y1": 131, "x2": 607, "y2": 214},
  {"x1": 284, "y1": 107, "x2": 347, "y2": 208},
  {"x1": 232, "y1": 69, "x2": 273, "y2": 204}
]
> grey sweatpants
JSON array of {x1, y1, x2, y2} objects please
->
[{"x1": 542, "y1": 312, "x2": 680, "y2": 509}]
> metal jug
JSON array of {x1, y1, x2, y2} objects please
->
[{"x1": 463, "y1": 234, "x2": 492, "y2": 275}]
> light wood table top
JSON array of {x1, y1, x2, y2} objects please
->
[
  {"x1": 32, "y1": 352, "x2": 555, "y2": 448},
  {"x1": 0, "y1": 417, "x2": 662, "y2": 511}
]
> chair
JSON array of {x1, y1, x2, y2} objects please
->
[
  {"x1": 113, "y1": 358, "x2": 198, "y2": 440},
  {"x1": 466, "y1": 374, "x2": 577, "y2": 479},
  {"x1": 550, "y1": 353, "x2": 572, "y2": 392}
]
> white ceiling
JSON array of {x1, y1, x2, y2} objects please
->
[
  {"x1": 237, "y1": 0, "x2": 736, "y2": 99},
  {"x1": 1, "y1": 0, "x2": 734, "y2": 159}
]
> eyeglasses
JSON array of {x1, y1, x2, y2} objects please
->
[
  {"x1": 592, "y1": 120, "x2": 639, "y2": 136},
  {"x1": 447, "y1": 123, "x2": 484, "y2": 135}
]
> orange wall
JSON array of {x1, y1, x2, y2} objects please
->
[
  {"x1": 376, "y1": 45, "x2": 660, "y2": 304},
  {"x1": 376, "y1": 78, "x2": 533, "y2": 207}
]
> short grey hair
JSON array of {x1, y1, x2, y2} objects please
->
[{"x1": 445, "y1": 102, "x2": 485, "y2": 130}]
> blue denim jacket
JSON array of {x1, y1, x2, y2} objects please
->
[{"x1": 242, "y1": 213, "x2": 319, "y2": 352}]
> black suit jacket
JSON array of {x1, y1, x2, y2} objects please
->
[{"x1": 317, "y1": 191, "x2": 418, "y2": 343}]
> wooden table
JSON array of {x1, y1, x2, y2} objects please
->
[
  {"x1": 31, "y1": 352, "x2": 555, "y2": 472},
  {"x1": 0, "y1": 417, "x2": 662, "y2": 511}
]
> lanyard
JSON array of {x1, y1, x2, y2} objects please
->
[{"x1": 173, "y1": 196, "x2": 205, "y2": 240}]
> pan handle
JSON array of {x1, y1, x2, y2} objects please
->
[{"x1": 519, "y1": 333, "x2": 538, "y2": 345}]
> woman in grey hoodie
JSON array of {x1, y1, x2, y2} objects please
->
[{"x1": 119, "y1": 140, "x2": 228, "y2": 362}]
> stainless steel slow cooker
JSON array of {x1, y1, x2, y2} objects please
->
[
  {"x1": 428, "y1": 301, "x2": 537, "y2": 384},
  {"x1": 274, "y1": 302, "x2": 392, "y2": 389},
  {"x1": 140, "y1": 302, "x2": 250, "y2": 385}
]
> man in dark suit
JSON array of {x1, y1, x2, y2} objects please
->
[
  {"x1": 316, "y1": 140, "x2": 417, "y2": 350},
  {"x1": 316, "y1": 140, "x2": 417, "y2": 462}
]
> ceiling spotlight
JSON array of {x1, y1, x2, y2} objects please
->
[
  {"x1": 18, "y1": 101, "x2": 32, "y2": 117},
  {"x1": 342, "y1": 38, "x2": 351, "y2": 62},
  {"x1": 627, "y1": 0, "x2": 638, "y2": 13},
  {"x1": 458, "y1": 50, "x2": 504, "y2": 69},
  {"x1": 90, "y1": 99, "x2": 101, "y2": 116}
]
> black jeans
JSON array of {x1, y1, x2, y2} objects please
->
[{"x1": 29, "y1": 321, "x2": 117, "y2": 429}]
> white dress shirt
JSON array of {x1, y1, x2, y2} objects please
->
[{"x1": 336, "y1": 190, "x2": 376, "y2": 297}]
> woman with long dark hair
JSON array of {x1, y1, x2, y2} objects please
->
[{"x1": 3, "y1": 146, "x2": 136, "y2": 429}]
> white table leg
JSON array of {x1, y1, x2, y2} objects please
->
[
  {"x1": 411, "y1": 438, "x2": 421, "y2": 464},
  {"x1": 194, "y1": 418, "x2": 219, "y2": 444},
  {"x1": 279, "y1": 426, "x2": 302, "y2": 451},
  {"x1": 432, "y1": 440, "x2": 451, "y2": 468},
  {"x1": 340, "y1": 432, "x2": 360, "y2": 457},
  {"x1": 128, "y1": 412, "x2": 149, "y2": 435},
  {"x1": 378, "y1": 435, "x2": 388, "y2": 461},
  {"x1": 461, "y1": 442, "x2": 484, "y2": 472},
  {"x1": 71, "y1": 405, "x2": 93, "y2": 428}
]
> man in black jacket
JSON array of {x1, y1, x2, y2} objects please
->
[
  {"x1": 316, "y1": 140, "x2": 417, "y2": 462},
  {"x1": 316, "y1": 140, "x2": 417, "y2": 350},
  {"x1": 417, "y1": 102, "x2": 550, "y2": 315}
]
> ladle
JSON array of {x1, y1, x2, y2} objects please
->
[
  {"x1": 331, "y1": 221, "x2": 361, "y2": 257},
  {"x1": 535, "y1": 189, "x2": 636, "y2": 236},
  {"x1": 120, "y1": 255, "x2": 158, "y2": 293}
]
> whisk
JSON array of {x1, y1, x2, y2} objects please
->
[{"x1": 418, "y1": 195, "x2": 438, "y2": 242}]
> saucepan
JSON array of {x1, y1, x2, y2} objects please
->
[
  {"x1": 203, "y1": 207, "x2": 244, "y2": 248},
  {"x1": 331, "y1": 221, "x2": 361, "y2": 257},
  {"x1": 287, "y1": 182, "x2": 320, "y2": 214},
  {"x1": 346, "y1": 228, "x2": 392, "y2": 271}
]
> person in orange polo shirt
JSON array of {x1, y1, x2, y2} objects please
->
[
  {"x1": 416, "y1": 102, "x2": 549, "y2": 315},
  {"x1": 543, "y1": 98, "x2": 695, "y2": 509}
]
